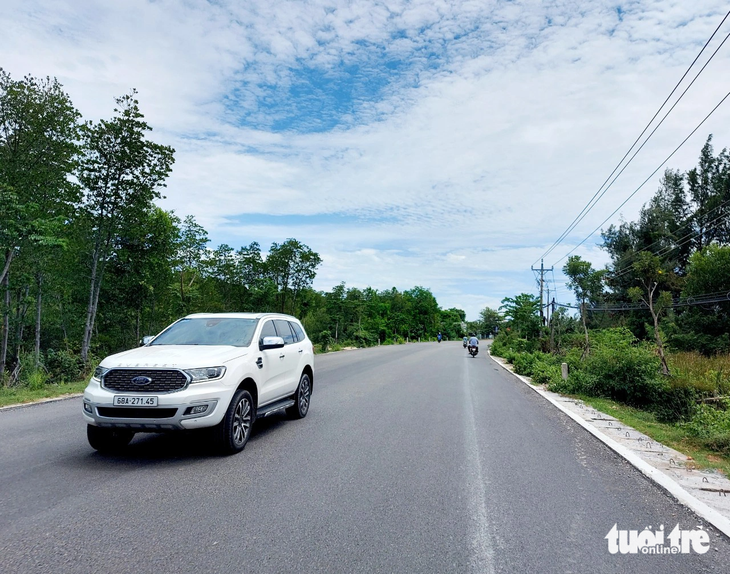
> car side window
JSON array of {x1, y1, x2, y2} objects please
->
[
  {"x1": 259, "y1": 320, "x2": 277, "y2": 345},
  {"x1": 273, "y1": 320, "x2": 296, "y2": 345},
  {"x1": 290, "y1": 322, "x2": 305, "y2": 342}
]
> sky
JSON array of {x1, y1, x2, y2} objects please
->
[{"x1": 2, "y1": 0, "x2": 730, "y2": 319}]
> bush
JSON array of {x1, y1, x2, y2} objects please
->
[
  {"x1": 46, "y1": 349, "x2": 84, "y2": 383},
  {"x1": 490, "y1": 332, "x2": 540, "y2": 355},
  {"x1": 317, "y1": 331, "x2": 332, "y2": 353},
  {"x1": 652, "y1": 383, "x2": 697, "y2": 423},
  {"x1": 704, "y1": 433, "x2": 730, "y2": 456},
  {"x1": 532, "y1": 362, "x2": 562, "y2": 386},
  {"x1": 24, "y1": 369, "x2": 48, "y2": 391},
  {"x1": 351, "y1": 330, "x2": 377, "y2": 347},
  {"x1": 580, "y1": 328, "x2": 664, "y2": 408},
  {"x1": 490, "y1": 338, "x2": 507, "y2": 357},
  {"x1": 510, "y1": 351, "x2": 555, "y2": 377},
  {"x1": 513, "y1": 352, "x2": 538, "y2": 376},
  {"x1": 548, "y1": 368, "x2": 597, "y2": 395},
  {"x1": 682, "y1": 401, "x2": 730, "y2": 439}
]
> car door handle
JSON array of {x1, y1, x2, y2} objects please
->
[
  {"x1": 256, "y1": 357, "x2": 263, "y2": 369},
  {"x1": 279, "y1": 354, "x2": 285, "y2": 359},
  {"x1": 298, "y1": 349, "x2": 303, "y2": 354}
]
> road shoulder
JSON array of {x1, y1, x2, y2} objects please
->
[
  {"x1": 0, "y1": 393, "x2": 83, "y2": 412},
  {"x1": 488, "y1": 350, "x2": 730, "y2": 540}
]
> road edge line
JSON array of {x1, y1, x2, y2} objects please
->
[
  {"x1": 488, "y1": 350, "x2": 730, "y2": 540},
  {"x1": 0, "y1": 393, "x2": 83, "y2": 412}
]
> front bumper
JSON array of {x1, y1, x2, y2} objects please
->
[{"x1": 82, "y1": 378, "x2": 233, "y2": 431}]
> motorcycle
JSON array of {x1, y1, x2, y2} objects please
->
[{"x1": 468, "y1": 345, "x2": 479, "y2": 358}]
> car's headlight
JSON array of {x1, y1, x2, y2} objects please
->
[
  {"x1": 93, "y1": 366, "x2": 109, "y2": 381},
  {"x1": 185, "y1": 366, "x2": 226, "y2": 383}
]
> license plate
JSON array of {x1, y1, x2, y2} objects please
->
[{"x1": 113, "y1": 395, "x2": 158, "y2": 407}]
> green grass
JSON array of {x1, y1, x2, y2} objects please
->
[
  {"x1": 669, "y1": 351, "x2": 730, "y2": 395},
  {"x1": 576, "y1": 394, "x2": 730, "y2": 477},
  {"x1": 0, "y1": 381, "x2": 87, "y2": 408}
]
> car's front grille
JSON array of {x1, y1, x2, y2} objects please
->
[
  {"x1": 102, "y1": 369, "x2": 188, "y2": 393},
  {"x1": 97, "y1": 407, "x2": 178, "y2": 419}
]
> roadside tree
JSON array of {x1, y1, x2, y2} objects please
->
[{"x1": 77, "y1": 91, "x2": 174, "y2": 362}]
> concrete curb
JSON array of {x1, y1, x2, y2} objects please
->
[
  {"x1": 487, "y1": 350, "x2": 730, "y2": 540},
  {"x1": 0, "y1": 393, "x2": 83, "y2": 412}
]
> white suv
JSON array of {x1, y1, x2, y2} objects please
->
[{"x1": 82, "y1": 313, "x2": 314, "y2": 454}]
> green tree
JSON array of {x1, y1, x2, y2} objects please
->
[
  {"x1": 77, "y1": 91, "x2": 175, "y2": 362},
  {"x1": 627, "y1": 252, "x2": 672, "y2": 375},
  {"x1": 174, "y1": 214, "x2": 209, "y2": 312},
  {"x1": 674, "y1": 245, "x2": 730, "y2": 354},
  {"x1": 499, "y1": 293, "x2": 540, "y2": 339},
  {"x1": 0, "y1": 70, "x2": 79, "y2": 376},
  {"x1": 563, "y1": 255, "x2": 606, "y2": 356},
  {"x1": 100, "y1": 207, "x2": 179, "y2": 347},
  {"x1": 478, "y1": 306, "x2": 502, "y2": 335},
  {"x1": 686, "y1": 136, "x2": 730, "y2": 250},
  {"x1": 266, "y1": 239, "x2": 321, "y2": 314}
]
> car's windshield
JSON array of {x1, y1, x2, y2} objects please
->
[{"x1": 150, "y1": 318, "x2": 258, "y2": 347}]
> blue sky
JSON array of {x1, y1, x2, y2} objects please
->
[{"x1": 3, "y1": 0, "x2": 730, "y2": 319}]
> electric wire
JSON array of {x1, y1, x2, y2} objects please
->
[
  {"x1": 540, "y1": 28, "x2": 730, "y2": 264},
  {"x1": 551, "y1": 89, "x2": 730, "y2": 267},
  {"x1": 609, "y1": 198, "x2": 730, "y2": 280},
  {"x1": 534, "y1": 9, "x2": 730, "y2": 266}
]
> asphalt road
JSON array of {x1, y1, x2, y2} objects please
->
[{"x1": 1, "y1": 342, "x2": 730, "y2": 574}]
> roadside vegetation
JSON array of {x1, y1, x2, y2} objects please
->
[
  {"x1": 0, "y1": 70, "x2": 488, "y2": 402},
  {"x1": 490, "y1": 136, "x2": 730, "y2": 469}
]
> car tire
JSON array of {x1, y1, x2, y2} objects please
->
[
  {"x1": 214, "y1": 389, "x2": 254, "y2": 454},
  {"x1": 287, "y1": 372, "x2": 311, "y2": 419},
  {"x1": 87, "y1": 425, "x2": 135, "y2": 452}
]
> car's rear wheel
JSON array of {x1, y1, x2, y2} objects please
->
[
  {"x1": 87, "y1": 425, "x2": 135, "y2": 453},
  {"x1": 287, "y1": 373, "x2": 311, "y2": 419},
  {"x1": 214, "y1": 389, "x2": 254, "y2": 454}
]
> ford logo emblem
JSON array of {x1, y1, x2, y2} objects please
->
[{"x1": 131, "y1": 376, "x2": 152, "y2": 386}]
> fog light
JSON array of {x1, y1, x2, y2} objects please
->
[
  {"x1": 185, "y1": 404, "x2": 209, "y2": 416},
  {"x1": 83, "y1": 402, "x2": 93, "y2": 414}
]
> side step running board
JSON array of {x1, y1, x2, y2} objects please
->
[{"x1": 256, "y1": 399, "x2": 295, "y2": 418}]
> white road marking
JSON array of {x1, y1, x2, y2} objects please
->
[{"x1": 463, "y1": 360, "x2": 496, "y2": 574}]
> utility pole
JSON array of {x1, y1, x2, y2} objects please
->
[
  {"x1": 531, "y1": 259, "x2": 553, "y2": 327},
  {"x1": 549, "y1": 298, "x2": 556, "y2": 352}
]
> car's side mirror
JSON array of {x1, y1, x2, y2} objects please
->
[
  {"x1": 260, "y1": 336, "x2": 285, "y2": 350},
  {"x1": 140, "y1": 336, "x2": 154, "y2": 346}
]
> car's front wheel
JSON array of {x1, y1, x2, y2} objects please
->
[
  {"x1": 214, "y1": 389, "x2": 254, "y2": 454},
  {"x1": 287, "y1": 372, "x2": 311, "y2": 419},
  {"x1": 87, "y1": 425, "x2": 135, "y2": 453}
]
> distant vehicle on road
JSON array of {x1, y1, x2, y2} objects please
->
[
  {"x1": 468, "y1": 335, "x2": 479, "y2": 357},
  {"x1": 83, "y1": 313, "x2": 314, "y2": 454}
]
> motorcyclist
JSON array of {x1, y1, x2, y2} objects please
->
[
  {"x1": 468, "y1": 335, "x2": 479, "y2": 355},
  {"x1": 462, "y1": 336, "x2": 468, "y2": 348},
  {"x1": 437, "y1": 332, "x2": 442, "y2": 343}
]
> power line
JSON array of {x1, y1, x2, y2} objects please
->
[
  {"x1": 609, "y1": 197, "x2": 730, "y2": 280},
  {"x1": 556, "y1": 290, "x2": 730, "y2": 312},
  {"x1": 534, "y1": 9, "x2": 730, "y2": 266},
  {"x1": 551, "y1": 88, "x2": 730, "y2": 266},
  {"x1": 549, "y1": 29, "x2": 730, "y2": 256}
]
